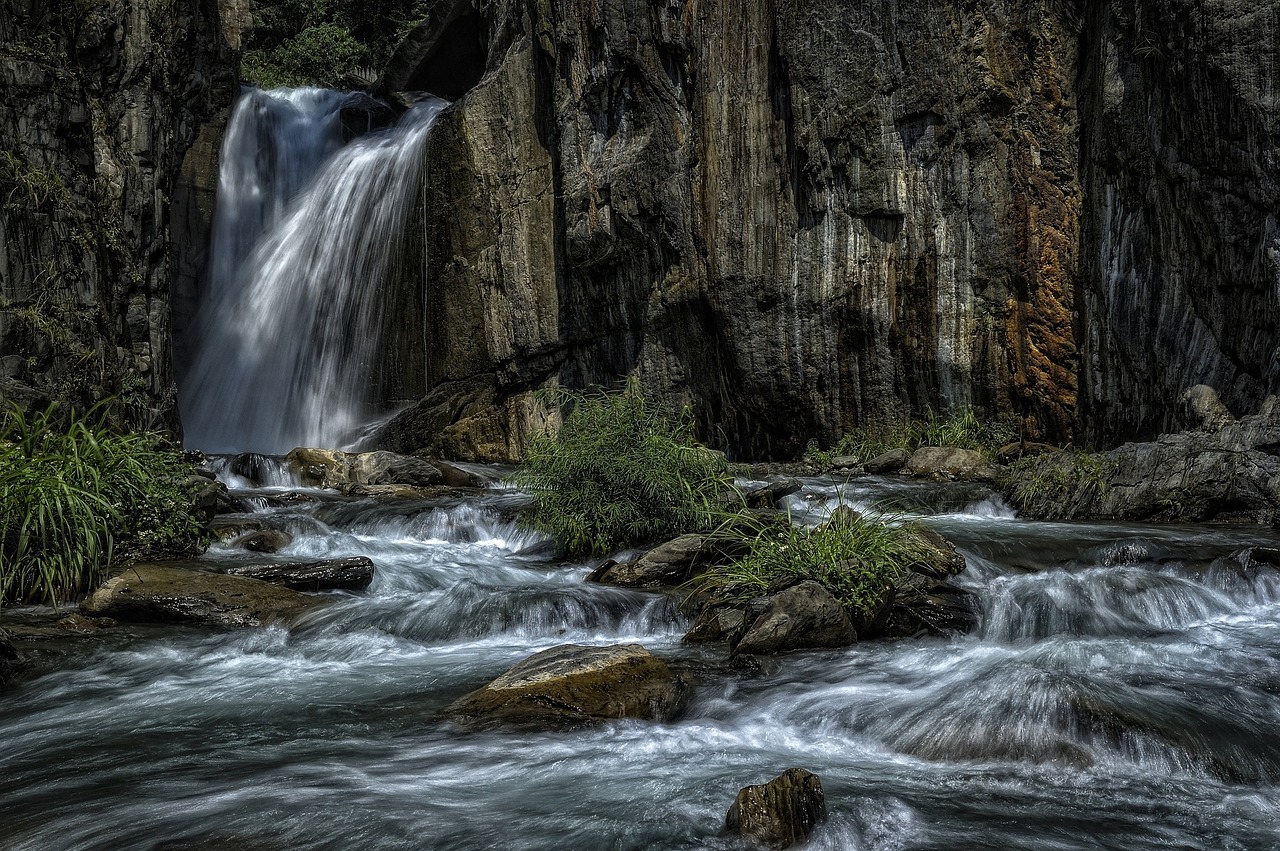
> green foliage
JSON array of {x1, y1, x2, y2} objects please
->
[
  {"x1": 0, "y1": 403, "x2": 206, "y2": 605},
  {"x1": 1000, "y1": 450, "x2": 1113, "y2": 518},
  {"x1": 807, "y1": 407, "x2": 1018, "y2": 466},
  {"x1": 0, "y1": 150, "x2": 68, "y2": 212},
  {"x1": 513, "y1": 384, "x2": 733, "y2": 557},
  {"x1": 689, "y1": 510, "x2": 940, "y2": 619},
  {"x1": 242, "y1": 24, "x2": 370, "y2": 89}
]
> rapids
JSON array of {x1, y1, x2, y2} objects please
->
[{"x1": 3, "y1": 474, "x2": 1280, "y2": 850}]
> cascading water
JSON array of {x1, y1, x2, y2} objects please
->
[{"x1": 179, "y1": 89, "x2": 444, "y2": 454}]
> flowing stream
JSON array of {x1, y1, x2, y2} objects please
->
[{"x1": 3, "y1": 474, "x2": 1280, "y2": 850}]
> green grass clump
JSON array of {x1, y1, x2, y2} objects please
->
[
  {"x1": 807, "y1": 407, "x2": 1018, "y2": 466},
  {"x1": 1000, "y1": 450, "x2": 1113, "y2": 518},
  {"x1": 513, "y1": 384, "x2": 733, "y2": 557},
  {"x1": 0, "y1": 403, "x2": 206, "y2": 605},
  {"x1": 689, "y1": 511, "x2": 941, "y2": 619}
]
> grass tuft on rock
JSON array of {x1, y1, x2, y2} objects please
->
[
  {"x1": 0, "y1": 403, "x2": 206, "y2": 605},
  {"x1": 513, "y1": 384, "x2": 733, "y2": 558},
  {"x1": 689, "y1": 510, "x2": 942, "y2": 620},
  {"x1": 808, "y1": 407, "x2": 1017, "y2": 466}
]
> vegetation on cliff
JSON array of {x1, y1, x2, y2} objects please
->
[
  {"x1": 242, "y1": 0, "x2": 425, "y2": 88},
  {"x1": 0, "y1": 404, "x2": 206, "y2": 605},
  {"x1": 513, "y1": 385, "x2": 732, "y2": 558}
]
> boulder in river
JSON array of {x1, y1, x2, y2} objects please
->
[
  {"x1": 285, "y1": 447, "x2": 445, "y2": 489},
  {"x1": 230, "y1": 529, "x2": 293, "y2": 554},
  {"x1": 80, "y1": 564, "x2": 327, "y2": 627},
  {"x1": 724, "y1": 767, "x2": 827, "y2": 849},
  {"x1": 907, "y1": 446, "x2": 996, "y2": 481},
  {"x1": 743, "y1": 478, "x2": 803, "y2": 509},
  {"x1": 863, "y1": 448, "x2": 910, "y2": 474},
  {"x1": 588, "y1": 533, "x2": 748, "y2": 589},
  {"x1": 445, "y1": 643, "x2": 689, "y2": 728},
  {"x1": 731, "y1": 581, "x2": 858, "y2": 656},
  {"x1": 223, "y1": 557, "x2": 375, "y2": 592}
]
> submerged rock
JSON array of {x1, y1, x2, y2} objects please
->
[
  {"x1": 445, "y1": 643, "x2": 689, "y2": 728},
  {"x1": 880, "y1": 574, "x2": 980, "y2": 639},
  {"x1": 80, "y1": 564, "x2": 327, "y2": 627},
  {"x1": 731, "y1": 581, "x2": 858, "y2": 656},
  {"x1": 223, "y1": 557, "x2": 375, "y2": 592},
  {"x1": 724, "y1": 767, "x2": 827, "y2": 849}
]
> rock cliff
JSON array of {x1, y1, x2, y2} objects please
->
[
  {"x1": 379, "y1": 0, "x2": 1279, "y2": 461},
  {"x1": 0, "y1": 0, "x2": 239, "y2": 428}
]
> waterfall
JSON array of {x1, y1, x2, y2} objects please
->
[{"x1": 179, "y1": 88, "x2": 444, "y2": 454}]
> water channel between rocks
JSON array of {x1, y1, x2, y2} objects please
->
[{"x1": 4, "y1": 471, "x2": 1280, "y2": 849}]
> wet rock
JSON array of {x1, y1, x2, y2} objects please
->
[
  {"x1": 80, "y1": 564, "x2": 327, "y2": 627},
  {"x1": 732, "y1": 581, "x2": 857, "y2": 656},
  {"x1": 230, "y1": 529, "x2": 293, "y2": 554},
  {"x1": 55, "y1": 613, "x2": 113, "y2": 633},
  {"x1": 743, "y1": 479, "x2": 803, "y2": 509},
  {"x1": 826, "y1": 456, "x2": 863, "y2": 473},
  {"x1": 0, "y1": 629, "x2": 18, "y2": 688},
  {"x1": 188, "y1": 477, "x2": 225, "y2": 525},
  {"x1": 907, "y1": 527, "x2": 968, "y2": 580},
  {"x1": 588, "y1": 534, "x2": 748, "y2": 590},
  {"x1": 995, "y1": 441, "x2": 1059, "y2": 463},
  {"x1": 431, "y1": 459, "x2": 495, "y2": 487},
  {"x1": 863, "y1": 449, "x2": 910, "y2": 474},
  {"x1": 286, "y1": 448, "x2": 444, "y2": 488},
  {"x1": 880, "y1": 574, "x2": 980, "y2": 639},
  {"x1": 223, "y1": 557, "x2": 375, "y2": 592},
  {"x1": 907, "y1": 447, "x2": 997, "y2": 481},
  {"x1": 682, "y1": 607, "x2": 748, "y2": 644},
  {"x1": 228, "y1": 453, "x2": 274, "y2": 485},
  {"x1": 209, "y1": 517, "x2": 268, "y2": 541},
  {"x1": 445, "y1": 643, "x2": 689, "y2": 728},
  {"x1": 724, "y1": 768, "x2": 827, "y2": 849}
]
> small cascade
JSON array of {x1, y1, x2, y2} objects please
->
[{"x1": 180, "y1": 90, "x2": 445, "y2": 454}]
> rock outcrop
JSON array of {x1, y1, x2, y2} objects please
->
[
  {"x1": 445, "y1": 643, "x2": 689, "y2": 728},
  {"x1": 0, "y1": 0, "x2": 238, "y2": 427},
  {"x1": 375, "y1": 0, "x2": 1278, "y2": 463},
  {"x1": 724, "y1": 767, "x2": 828, "y2": 849},
  {"x1": 1005, "y1": 396, "x2": 1280, "y2": 525},
  {"x1": 80, "y1": 563, "x2": 326, "y2": 627}
]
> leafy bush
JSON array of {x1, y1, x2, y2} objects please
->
[
  {"x1": 807, "y1": 407, "x2": 1018, "y2": 466},
  {"x1": 242, "y1": 24, "x2": 370, "y2": 89},
  {"x1": 513, "y1": 384, "x2": 733, "y2": 557},
  {"x1": 688, "y1": 510, "x2": 942, "y2": 619},
  {"x1": 0, "y1": 404, "x2": 206, "y2": 605}
]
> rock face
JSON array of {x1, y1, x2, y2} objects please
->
[
  {"x1": 1005, "y1": 397, "x2": 1280, "y2": 524},
  {"x1": 445, "y1": 643, "x2": 688, "y2": 728},
  {"x1": 0, "y1": 0, "x2": 237, "y2": 427},
  {"x1": 724, "y1": 767, "x2": 828, "y2": 849},
  {"x1": 80, "y1": 564, "x2": 326, "y2": 627},
  {"x1": 376, "y1": 0, "x2": 1278, "y2": 462}
]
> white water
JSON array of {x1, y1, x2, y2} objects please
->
[
  {"x1": 180, "y1": 90, "x2": 445, "y2": 454},
  {"x1": 4, "y1": 476, "x2": 1280, "y2": 849}
]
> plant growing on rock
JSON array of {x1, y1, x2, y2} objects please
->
[
  {"x1": 0, "y1": 403, "x2": 206, "y2": 605},
  {"x1": 1000, "y1": 450, "x2": 1113, "y2": 518},
  {"x1": 808, "y1": 407, "x2": 1017, "y2": 466},
  {"x1": 513, "y1": 383, "x2": 734, "y2": 557},
  {"x1": 688, "y1": 510, "x2": 945, "y2": 621}
]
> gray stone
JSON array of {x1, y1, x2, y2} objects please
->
[
  {"x1": 80, "y1": 564, "x2": 327, "y2": 627},
  {"x1": 724, "y1": 768, "x2": 827, "y2": 849},
  {"x1": 863, "y1": 449, "x2": 910, "y2": 474},
  {"x1": 732, "y1": 581, "x2": 858, "y2": 656},
  {"x1": 907, "y1": 447, "x2": 996, "y2": 481},
  {"x1": 230, "y1": 529, "x2": 293, "y2": 554},
  {"x1": 223, "y1": 557, "x2": 374, "y2": 592},
  {"x1": 588, "y1": 534, "x2": 748, "y2": 590},
  {"x1": 445, "y1": 643, "x2": 689, "y2": 728}
]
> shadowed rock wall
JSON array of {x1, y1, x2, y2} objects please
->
[
  {"x1": 0, "y1": 0, "x2": 238, "y2": 428},
  {"x1": 381, "y1": 0, "x2": 1085, "y2": 460}
]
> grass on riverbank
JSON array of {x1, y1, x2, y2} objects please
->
[
  {"x1": 0, "y1": 403, "x2": 205, "y2": 605},
  {"x1": 807, "y1": 407, "x2": 1018, "y2": 467},
  {"x1": 513, "y1": 384, "x2": 734, "y2": 558}
]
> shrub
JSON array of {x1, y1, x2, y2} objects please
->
[
  {"x1": 688, "y1": 510, "x2": 942, "y2": 619},
  {"x1": 242, "y1": 24, "x2": 370, "y2": 89},
  {"x1": 0, "y1": 403, "x2": 206, "y2": 605},
  {"x1": 999, "y1": 450, "x2": 1113, "y2": 518},
  {"x1": 513, "y1": 384, "x2": 733, "y2": 557},
  {"x1": 807, "y1": 406, "x2": 1018, "y2": 466}
]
